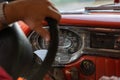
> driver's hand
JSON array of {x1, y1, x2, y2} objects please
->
[{"x1": 4, "y1": 0, "x2": 61, "y2": 41}]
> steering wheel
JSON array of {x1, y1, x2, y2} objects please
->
[
  {"x1": 0, "y1": 18, "x2": 59, "y2": 80},
  {"x1": 31, "y1": 18, "x2": 59, "y2": 80}
]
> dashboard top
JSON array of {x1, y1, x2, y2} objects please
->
[
  {"x1": 61, "y1": 14, "x2": 120, "y2": 28},
  {"x1": 19, "y1": 13, "x2": 120, "y2": 35}
]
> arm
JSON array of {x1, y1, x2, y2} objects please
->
[{"x1": 2, "y1": 0, "x2": 61, "y2": 41}]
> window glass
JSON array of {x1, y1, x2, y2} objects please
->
[{"x1": 51, "y1": 0, "x2": 114, "y2": 11}]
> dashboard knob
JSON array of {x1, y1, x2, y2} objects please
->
[{"x1": 80, "y1": 60, "x2": 95, "y2": 76}]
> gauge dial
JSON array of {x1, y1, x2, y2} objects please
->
[{"x1": 29, "y1": 28, "x2": 83, "y2": 64}]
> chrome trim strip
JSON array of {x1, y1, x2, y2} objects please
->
[{"x1": 83, "y1": 48, "x2": 120, "y2": 58}]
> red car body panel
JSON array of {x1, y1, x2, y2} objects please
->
[{"x1": 115, "y1": 0, "x2": 120, "y2": 3}]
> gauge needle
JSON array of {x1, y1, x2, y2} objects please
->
[{"x1": 34, "y1": 49, "x2": 48, "y2": 61}]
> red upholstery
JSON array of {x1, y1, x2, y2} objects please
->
[{"x1": 0, "y1": 67, "x2": 13, "y2": 80}]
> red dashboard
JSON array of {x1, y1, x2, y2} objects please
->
[{"x1": 19, "y1": 13, "x2": 120, "y2": 80}]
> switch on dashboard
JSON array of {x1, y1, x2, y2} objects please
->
[{"x1": 115, "y1": 37, "x2": 120, "y2": 50}]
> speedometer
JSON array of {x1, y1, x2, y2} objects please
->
[
  {"x1": 58, "y1": 29, "x2": 81, "y2": 54},
  {"x1": 29, "y1": 27, "x2": 84, "y2": 64}
]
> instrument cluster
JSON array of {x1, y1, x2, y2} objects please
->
[
  {"x1": 28, "y1": 26, "x2": 85, "y2": 64},
  {"x1": 28, "y1": 25, "x2": 120, "y2": 64}
]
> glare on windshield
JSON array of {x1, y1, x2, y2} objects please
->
[{"x1": 51, "y1": 0, "x2": 114, "y2": 11}]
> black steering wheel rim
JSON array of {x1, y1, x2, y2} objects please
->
[{"x1": 30, "y1": 18, "x2": 59, "y2": 80}]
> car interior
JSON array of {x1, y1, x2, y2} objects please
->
[{"x1": 0, "y1": 0, "x2": 120, "y2": 80}]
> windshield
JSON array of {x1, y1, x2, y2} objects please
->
[{"x1": 51, "y1": 0, "x2": 114, "y2": 12}]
